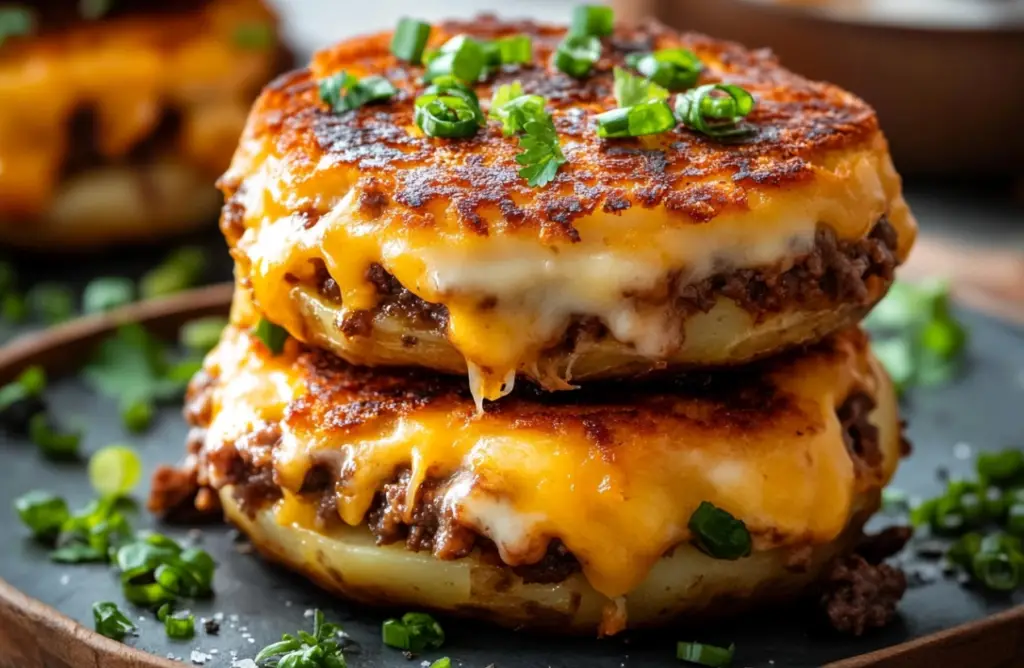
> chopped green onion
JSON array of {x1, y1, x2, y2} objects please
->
[
  {"x1": 677, "y1": 641, "x2": 735, "y2": 667},
  {"x1": 120, "y1": 396, "x2": 154, "y2": 433},
  {"x1": 687, "y1": 501, "x2": 752, "y2": 560},
  {"x1": 253, "y1": 318, "x2": 289, "y2": 355},
  {"x1": 596, "y1": 99, "x2": 676, "y2": 138},
  {"x1": 628, "y1": 48, "x2": 703, "y2": 91},
  {"x1": 28, "y1": 413, "x2": 80, "y2": 460},
  {"x1": 487, "y1": 34, "x2": 533, "y2": 66},
  {"x1": 0, "y1": 365, "x2": 46, "y2": 414},
  {"x1": 676, "y1": 84, "x2": 755, "y2": 139},
  {"x1": 233, "y1": 22, "x2": 275, "y2": 50},
  {"x1": 570, "y1": 5, "x2": 615, "y2": 37},
  {"x1": 613, "y1": 66, "x2": 668, "y2": 108},
  {"x1": 973, "y1": 549, "x2": 1024, "y2": 592},
  {"x1": 978, "y1": 449, "x2": 1024, "y2": 486},
  {"x1": 93, "y1": 601, "x2": 135, "y2": 641},
  {"x1": 156, "y1": 602, "x2": 172, "y2": 622},
  {"x1": 423, "y1": 75, "x2": 484, "y2": 125},
  {"x1": 165, "y1": 612, "x2": 195, "y2": 640},
  {"x1": 382, "y1": 612, "x2": 445, "y2": 651},
  {"x1": 1007, "y1": 504, "x2": 1024, "y2": 536},
  {"x1": 88, "y1": 445, "x2": 142, "y2": 498},
  {"x1": 2, "y1": 292, "x2": 27, "y2": 323},
  {"x1": 391, "y1": 17, "x2": 431, "y2": 64},
  {"x1": 425, "y1": 35, "x2": 485, "y2": 83},
  {"x1": 140, "y1": 247, "x2": 207, "y2": 300},
  {"x1": 82, "y1": 277, "x2": 134, "y2": 314},
  {"x1": 415, "y1": 94, "x2": 481, "y2": 138},
  {"x1": 489, "y1": 83, "x2": 546, "y2": 135},
  {"x1": 0, "y1": 7, "x2": 34, "y2": 47},
  {"x1": 430, "y1": 659, "x2": 452, "y2": 668},
  {"x1": 319, "y1": 71, "x2": 398, "y2": 113},
  {"x1": 180, "y1": 316, "x2": 227, "y2": 355},
  {"x1": 14, "y1": 490, "x2": 69, "y2": 540},
  {"x1": 27, "y1": 283, "x2": 74, "y2": 324},
  {"x1": 553, "y1": 34, "x2": 600, "y2": 78}
]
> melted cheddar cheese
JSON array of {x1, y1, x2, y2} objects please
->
[
  {"x1": 230, "y1": 134, "x2": 915, "y2": 407},
  {"x1": 200, "y1": 324, "x2": 901, "y2": 600},
  {"x1": 0, "y1": 0, "x2": 279, "y2": 220}
]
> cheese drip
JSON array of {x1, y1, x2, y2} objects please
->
[{"x1": 201, "y1": 326, "x2": 901, "y2": 600}]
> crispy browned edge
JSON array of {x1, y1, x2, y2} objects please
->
[{"x1": 219, "y1": 15, "x2": 881, "y2": 243}]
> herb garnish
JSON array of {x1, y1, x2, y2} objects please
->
[
  {"x1": 488, "y1": 82, "x2": 566, "y2": 187},
  {"x1": 28, "y1": 412, "x2": 81, "y2": 459},
  {"x1": 253, "y1": 318, "x2": 289, "y2": 355},
  {"x1": 381, "y1": 612, "x2": 445, "y2": 652},
  {"x1": 255, "y1": 609, "x2": 347, "y2": 667},
  {"x1": 552, "y1": 34, "x2": 600, "y2": 78},
  {"x1": 391, "y1": 17, "x2": 431, "y2": 65},
  {"x1": 140, "y1": 247, "x2": 208, "y2": 300},
  {"x1": 425, "y1": 35, "x2": 486, "y2": 83},
  {"x1": 687, "y1": 501, "x2": 752, "y2": 560},
  {"x1": 627, "y1": 49, "x2": 703, "y2": 91},
  {"x1": 675, "y1": 84, "x2": 756, "y2": 138},
  {"x1": 82, "y1": 277, "x2": 134, "y2": 314},
  {"x1": 866, "y1": 280, "x2": 967, "y2": 394},
  {"x1": 677, "y1": 641, "x2": 736, "y2": 667},
  {"x1": 596, "y1": 99, "x2": 677, "y2": 138},
  {"x1": 14, "y1": 490, "x2": 69, "y2": 540},
  {"x1": 93, "y1": 601, "x2": 136, "y2": 641},
  {"x1": 26, "y1": 283, "x2": 74, "y2": 324},
  {"x1": 612, "y1": 66, "x2": 668, "y2": 108},
  {"x1": 569, "y1": 5, "x2": 614, "y2": 38},
  {"x1": 319, "y1": 72, "x2": 397, "y2": 113}
]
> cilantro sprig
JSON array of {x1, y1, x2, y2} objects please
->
[{"x1": 489, "y1": 81, "x2": 566, "y2": 187}]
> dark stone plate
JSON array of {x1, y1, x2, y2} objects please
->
[{"x1": 1, "y1": 300, "x2": 1022, "y2": 668}]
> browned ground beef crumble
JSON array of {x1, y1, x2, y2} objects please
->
[{"x1": 315, "y1": 217, "x2": 898, "y2": 345}]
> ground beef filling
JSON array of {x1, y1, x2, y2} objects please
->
[{"x1": 312, "y1": 217, "x2": 898, "y2": 343}]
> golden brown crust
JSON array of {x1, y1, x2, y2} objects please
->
[
  {"x1": 228, "y1": 16, "x2": 881, "y2": 240},
  {"x1": 278, "y1": 327, "x2": 870, "y2": 443}
]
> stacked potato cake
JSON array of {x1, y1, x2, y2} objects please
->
[
  {"x1": 0, "y1": 0, "x2": 285, "y2": 248},
  {"x1": 157, "y1": 8, "x2": 917, "y2": 636}
]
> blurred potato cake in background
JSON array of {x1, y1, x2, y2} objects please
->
[{"x1": 0, "y1": 0, "x2": 288, "y2": 249}]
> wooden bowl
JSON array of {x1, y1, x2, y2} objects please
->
[{"x1": 615, "y1": 0, "x2": 1024, "y2": 176}]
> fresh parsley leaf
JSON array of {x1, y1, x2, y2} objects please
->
[
  {"x1": 0, "y1": 6, "x2": 33, "y2": 47},
  {"x1": 866, "y1": 280, "x2": 967, "y2": 393},
  {"x1": 82, "y1": 324, "x2": 189, "y2": 412},
  {"x1": 515, "y1": 117, "x2": 566, "y2": 188},
  {"x1": 612, "y1": 66, "x2": 668, "y2": 107}
]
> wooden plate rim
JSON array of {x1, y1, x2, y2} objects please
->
[{"x1": 0, "y1": 281, "x2": 1022, "y2": 668}]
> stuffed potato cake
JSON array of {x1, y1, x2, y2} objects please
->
[
  {"x1": 0, "y1": 0, "x2": 286, "y2": 248},
  {"x1": 220, "y1": 16, "x2": 916, "y2": 405}
]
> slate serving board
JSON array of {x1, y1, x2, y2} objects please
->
[{"x1": 0, "y1": 293, "x2": 1023, "y2": 668}]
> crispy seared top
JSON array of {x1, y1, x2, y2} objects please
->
[{"x1": 224, "y1": 15, "x2": 887, "y2": 236}]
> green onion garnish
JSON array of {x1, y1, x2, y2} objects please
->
[
  {"x1": 486, "y1": 34, "x2": 533, "y2": 67},
  {"x1": 319, "y1": 71, "x2": 398, "y2": 113},
  {"x1": 570, "y1": 5, "x2": 614, "y2": 37},
  {"x1": 627, "y1": 48, "x2": 703, "y2": 91},
  {"x1": 391, "y1": 17, "x2": 432, "y2": 65},
  {"x1": 489, "y1": 82, "x2": 546, "y2": 135},
  {"x1": 596, "y1": 99, "x2": 676, "y2": 138},
  {"x1": 120, "y1": 397, "x2": 154, "y2": 433},
  {"x1": 677, "y1": 641, "x2": 736, "y2": 667},
  {"x1": 687, "y1": 501, "x2": 752, "y2": 560},
  {"x1": 93, "y1": 601, "x2": 135, "y2": 641},
  {"x1": 140, "y1": 247, "x2": 207, "y2": 300},
  {"x1": 28, "y1": 413, "x2": 80, "y2": 460},
  {"x1": 613, "y1": 66, "x2": 668, "y2": 108},
  {"x1": 423, "y1": 75, "x2": 484, "y2": 124},
  {"x1": 431, "y1": 659, "x2": 452, "y2": 668},
  {"x1": 233, "y1": 22, "x2": 275, "y2": 50},
  {"x1": 425, "y1": 35, "x2": 486, "y2": 83},
  {"x1": 253, "y1": 317, "x2": 289, "y2": 355},
  {"x1": 1008, "y1": 504, "x2": 1024, "y2": 536},
  {"x1": 0, "y1": 365, "x2": 46, "y2": 412},
  {"x1": 26, "y1": 283, "x2": 74, "y2": 324},
  {"x1": 675, "y1": 84, "x2": 756, "y2": 138},
  {"x1": 978, "y1": 449, "x2": 1024, "y2": 485},
  {"x1": 553, "y1": 34, "x2": 600, "y2": 78},
  {"x1": 972, "y1": 534, "x2": 1024, "y2": 592},
  {"x1": 415, "y1": 94, "x2": 481, "y2": 138},
  {"x1": 165, "y1": 612, "x2": 196, "y2": 639},
  {"x1": 14, "y1": 490, "x2": 70, "y2": 540},
  {"x1": 82, "y1": 277, "x2": 134, "y2": 314},
  {"x1": 89, "y1": 444, "x2": 142, "y2": 498},
  {"x1": 382, "y1": 612, "x2": 445, "y2": 652},
  {"x1": 180, "y1": 316, "x2": 228, "y2": 355},
  {"x1": 0, "y1": 7, "x2": 34, "y2": 46},
  {"x1": 255, "y1": 610, "x2": 346, "y2": 666},
  {"x1": 2, "y1": 292, "x2": 27, "y2": 323}
]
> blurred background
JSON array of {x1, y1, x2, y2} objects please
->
[{"x1": 0, "y1": 0, "x2": 1021, "y2": 339}]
